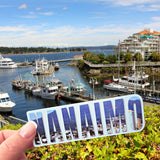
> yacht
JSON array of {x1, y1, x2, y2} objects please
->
[
  {"x1": 0, "y1": 91, "x2": 16, "y2": 112},
  {"x1": 0, "y1": 55, "x2": 17, "y2": 69},
  {"x1": 103, "y1": 82, "x2": 133, "y2": 93},
  {"x1": 113, "y1": 72, "x2": 150, "y2": 88}
]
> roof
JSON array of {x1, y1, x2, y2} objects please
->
[
  {"x1": 74, "y1": 55, "x2": 83, "y2": 58},
  {"x1": 138, "y1": 29, "x2": 160, "y2": 35}
]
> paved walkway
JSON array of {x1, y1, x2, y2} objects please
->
[{"x1": 143, "y1": 101, "x2": 159, "y2": 107}]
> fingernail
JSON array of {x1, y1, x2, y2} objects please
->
[{"x1": 19, "y1": 121, "x2": 37, "y2": 139}]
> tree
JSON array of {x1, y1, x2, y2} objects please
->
[
  {"x1": 134, "y1": 52, "x2": 143, "y2": 61},
  {"x1": 117, "y1": 52, "x2": 124, "y2": 61},
  {"x1": 90, "y1": 53, "x2": 100, "y2": 64},
  {"x1": 97, "y1": 53, "x2": 105, "y2": 63},
  {"x1": 149, "y1": 52, "x2": 160, "y2": 62},
  {"x1": 106, "y1": 55, "x2": 117, "y2": 64},
  {"x1": 83, "y1": 51, "x2": 92, "y2": 61},
  {"x1": 124, "y1": 52, "x2": 132, "y2": 63}
]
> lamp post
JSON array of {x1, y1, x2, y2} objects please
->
[{"x1": 89, "y1": 78, "x2": 98, "y2": 100}]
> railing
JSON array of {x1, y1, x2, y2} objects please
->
[
  {"x1": 0, "y1": 116, "x2": 27, "y2": 128},
  {"x1": 0, "y1": 119, "x2": 9, "y2": 128},
  {"x1": 84, "y1": 60, "x2": 160, "y2": 68}
]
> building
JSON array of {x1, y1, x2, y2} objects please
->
[{"x1": 119, "y1": 28, "x2": 160, "y2": 60}]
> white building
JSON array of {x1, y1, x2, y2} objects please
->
[{"x1": 119, "y1": 29, "x2": 160, "y2": 59}]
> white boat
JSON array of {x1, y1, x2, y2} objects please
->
[
  {"x1": 113, "y1": 72, "x2": 150, "y2": 89},
  {"x1": 0, "y1": 91, "x2": 15, "y2": 112},
  {"x1": 54, "y1": 63, "x2": 59, "y2": 71},
  {"x1": 103, "y1": 82, "x2": 133, "y2": 93},
  {"x1": 45, "y1": 78, "x2": 63, "y2": 90},
  {"x1": 31, "y1": 57, "x2": 54, "y2": 75},
  {"x1": 0, "y1": 55, "x2": 17, "y2": 69},
  {"x1": 32, "y1": 87, "x2": 41, "y2": 96},
  {"x1": 32, "y1": 85, "x2": 59, "y2": 100},
  {"x1": 62, "y1": 79, "x2": 86, "y2": 94},
  {"x1": 70, "y1": 79, "x2": 86, "y2": 93}
]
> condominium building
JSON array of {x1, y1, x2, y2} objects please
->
[{"x1": 119, "y1": 28, "x2": 160, "y2": 59}]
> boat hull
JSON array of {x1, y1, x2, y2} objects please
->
[
  {"x1": 103, "y1": 84, "x2": 131, "y2": 92},
  {"x1": 0, "y1": 102, "x2": 15, "y2": 112},
  {"x1": 0, "y1": 65, "x2": 17, "y2": 69}
]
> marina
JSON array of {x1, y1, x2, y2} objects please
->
[{"x1": 0, "y1": 51, "x2": 160, "y2": 121}]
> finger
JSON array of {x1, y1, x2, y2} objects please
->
[
  {"x1": 0, "y1": 130, "x2": 17, "y2": 144},
  {"x1": 0, "y1": 121, "x2": 37, "y2": 160}
]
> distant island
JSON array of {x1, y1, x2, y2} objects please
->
[{"x1": 0, "y1": 45, "x2": 115, "y2": 55}]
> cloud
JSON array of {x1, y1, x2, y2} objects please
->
[
  {"x1": 18, "y1": 4, "x2": 27, "y2": 9},
  {"x1": 98, "y1": 0, "x2": 159, "y2": 6},
  {"x1": 40, "y1": 12, "x2": 54, "y2": 16},
  {"x1": 0, "y1": 26, "x2": 28, "y2": 32},
  {"x1": 152, "y1": 16, "x2": 160, "y2": 21},
  {"x1": 21, "y1": 12, "x2": 37, "y2": 19},
  {"x1": 36, "y1": 7, "x2": 42, "y2": 11},
  {"x1": 136, "y1": 4, "x2": 160, "y2": 11},
  {"x1": 63, "y1": 6, "x2": 68, "y2": 10}
]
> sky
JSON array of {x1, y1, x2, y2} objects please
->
[{"x1": 1, "y1": 0, "x2": 160, "y2": 47}]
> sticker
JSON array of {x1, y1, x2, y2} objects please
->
[{"x1": 27, "y1": 94, "x2": 145, "y2": 147}]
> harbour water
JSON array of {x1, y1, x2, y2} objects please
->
[
  {"x1": 0, "y1": 51, "x2": 115, "y2": 121},
  {"x1": 1, "y1": 51, "x2": 160, "y2": 121}
]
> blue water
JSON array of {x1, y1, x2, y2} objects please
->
[{"x1": 0, "y1": 51, "x2": 115, "y2": 121}]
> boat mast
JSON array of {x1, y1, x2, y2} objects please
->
[
  {"x1": 118, "y1": 40, "x2": 120, "y2": 81},
  {"x1": 133, "y1": 60, "x2": 136, "y2": 94}
]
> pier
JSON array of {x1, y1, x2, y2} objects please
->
[
  {"x1": 59, "y1": 91, "x2": 93, "y2": 102},
  {"x1": 49, "y1": 58, "x2": 76, "y2": 63}
]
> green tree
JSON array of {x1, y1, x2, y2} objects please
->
[
  {"x1": 149, "y1": 52, "x2": 160, "y2": 62},
  {"x1": 124, "y1": 52, "x2": 133, "y2": 63},
  {"x1": 83, "y1": 51, "x2": 92, "y2": 61},
  {"x1": 90, "y1": 53, "x2": 100, "y2": 64},
  {"x1": 106, "y1": 55, "x2": 117, "y2": 64},
  {"x1": 97, "y1": 53, "x2": 105, "y2": 63},
  {"x1": 117, "y1": 52, "x2": 124, "y2": 61},
  {"x1": 134, "y1": 52, "x2": 143, "y2": 61}
]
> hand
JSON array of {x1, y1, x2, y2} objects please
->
[{"x1": 0, "y1": 121, "x2": 37, "y2": 160}]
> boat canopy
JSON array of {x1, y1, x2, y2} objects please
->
[
  {"x1": 104, "y1": 80, "x2": 112, "y2": 83},
  {"x1": 140, "y1": 36, "x2": 153, "y2": 38}
]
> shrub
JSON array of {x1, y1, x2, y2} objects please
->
[{"x1": 1, "y1": 105, "x2": 160, "y2": 159}]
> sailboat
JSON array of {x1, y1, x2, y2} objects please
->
[
  {"x1": 103, "y1": 41, "x2": 133, "y2": 93},
  {"x1": 113, "y1": 61, "x2": 150, "y2": 89}
]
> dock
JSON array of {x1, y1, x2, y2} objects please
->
[{"x1": 59, "y1": 91, "x2": 93, "y2": 102}]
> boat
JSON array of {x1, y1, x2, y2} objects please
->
[
  {"x1": 0, "y1": 91, "x2": 16, "y2": 112},
  {"x1": 103, "y1": 81, "x2": 133, "y2": 93},
  {"x1": 12, "y1": 79, "x2": 24, "y2": 90},
  {"x1": 12, "y1": 75, "x2": 31, "y2": 90},
  {"x1": 62, "y1": 79, "x2": 86, "y2": 94},
  {"x1": 0, "y1": 55, "x2": 17, "y2": 69},
  {"x1": 32, "y1": 85, "x2": 59, "y2": 100},
  {"x1": 46, "y1": 78, "x2": 63, "y2": 90},
  {"x1": 31, "y1": 57, "x2": 54, "y2": 75},
  {"x1": 113, "y1": 72, "x2": 150, "y2": 89},
  {"x1": 54, "y1": 63, "x2": 59, "y2": 71},
  {"x1": 32, "y1": 87, "x2": 41, "y2": 96}
]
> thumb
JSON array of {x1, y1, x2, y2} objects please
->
[{"x1": 0, "y1": 121, "x2": 37, "y2": 160}]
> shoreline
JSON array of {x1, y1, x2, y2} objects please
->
[{"x1": 1, "y1": 50, "x2": 85, "y2": 56}]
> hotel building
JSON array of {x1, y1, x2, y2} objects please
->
[{"x1": 119, "y1": 28, "x2": 160, "y2": 59}]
